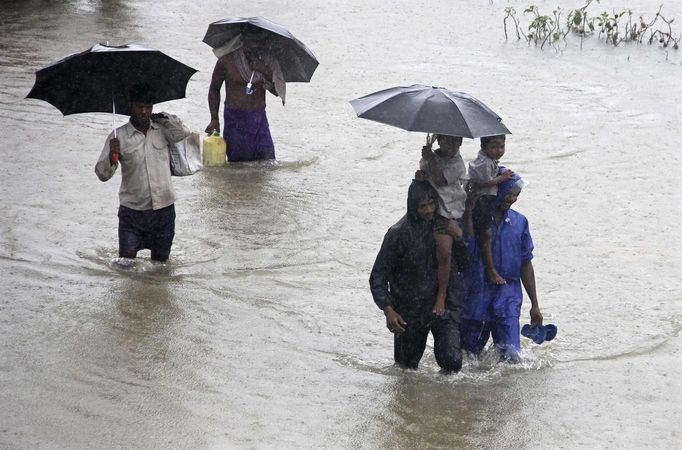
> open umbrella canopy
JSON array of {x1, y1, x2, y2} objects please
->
[
  {"x1": 349, "y1": 84, "x2": 511, "y2": 139},
  {"x1": 202, "y1": 16, "x2": 318, "y2": 83},
  {"x1": 26, "y1": 43, "x2": 197, "y2": 116}
]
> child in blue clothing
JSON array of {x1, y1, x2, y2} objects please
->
[{"x1": 467, "y1": 135, "x2": 515, "y2": 285}]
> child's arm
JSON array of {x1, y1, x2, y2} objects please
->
[
  {"x1": 421, "y1": 144, "x2": 434, "y2": 161},
  {"x1": 420, "y1": 146, "x2": 448, "y2": 187},
  {"x1": 429, "y1": 162, "x2": 448, "y2": 187},
  {"x1": 479, "y1": 168, "x2": 515, "y2": 188},
  {"x1": 462, "y1": 186, "x2": 478, "y2": 238}
]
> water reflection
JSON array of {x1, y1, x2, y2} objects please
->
[
  {"x1": 0, "y1": 0, "x2": 137, "y2": 69},
  {"x1": 370, "y1": 371, "x2": 536, "y2": 449},
  {"x1": 198, "y1": 164, "x2": 273, "y2": 221},
  {"x1": 0, "y1": 0, "x2": 131, "y2": 18},
  {"x1": 194, "y1": 163, "x2": 317, "y2": 252},
  {"x1": 73, "y1": 273, "x2": 180, "y2": 377},
  {"x1": 112, "y1": 275, "x2": 178, "y2": 358}
]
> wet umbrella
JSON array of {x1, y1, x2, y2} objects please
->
[
  {"x1": 202, "y1": 16, "x2": 318, "y2": 82},
  {"x1": 26, "y1": 43, "x2": 197, "y2": 117},
  {"x1": 349, "y1": 84, "x2": 511, "y2": 139}
]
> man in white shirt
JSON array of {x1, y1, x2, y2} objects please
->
[{"x1": 95, "y1": 83, "x2": 189, "y2": 262}]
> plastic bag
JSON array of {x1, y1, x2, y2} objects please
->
[{"x1": 169, "y1": 131, "x2": 202, "y2": 176}]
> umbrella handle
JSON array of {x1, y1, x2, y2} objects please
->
[
  {"x1": 112, "y1": 95, "x2": 117, "y2": 138},
  {"x1": 426, "y1": 133, "x2": 438, "y2": 147},
  {"x1": 110, "y1": 96, "x2": 119, "y2": 163}
]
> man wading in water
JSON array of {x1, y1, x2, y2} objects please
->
[
  {"x1": 369, "y1": 180, "x2": 464, "y2": 373},
  {"x1": 205, "y1": 35, "x2": 284, "y2": 162},
  {"x1": 95, "y1": 83, "x2": 189, "y2": 262}
]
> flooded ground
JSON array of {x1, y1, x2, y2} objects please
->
[{"x1": 1, "y1": 0, "x2": 680, "y2": 448}]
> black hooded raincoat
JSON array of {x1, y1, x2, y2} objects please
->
[{"x1": 369, "y1": 180, "x2": 463, "y2": 371}]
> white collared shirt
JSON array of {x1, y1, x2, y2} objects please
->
[
  {"x1": 420, "y1": 152, "x2": 468, "y2": 219},
  {"x1": 95, "y1": 115, "x2": 189, "y2": 210},
  {"x1": 468, "y1": 150, "x2": 499, "y2": 197}
]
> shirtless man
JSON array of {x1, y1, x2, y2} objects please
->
[{"x1": 204, "y1": 42, "x2": 279, "y2": 162}]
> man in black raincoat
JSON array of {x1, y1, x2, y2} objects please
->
[{"x1": 369, "y1": 180, "x2": 463, "y2": 373}]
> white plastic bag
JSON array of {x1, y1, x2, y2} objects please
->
[{"x1": 169, "y1": 131, "x2": 203, "y2": 176}]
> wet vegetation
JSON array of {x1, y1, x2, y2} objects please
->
[{"x1": 502, "y1": 0, "x2": 680, "y2": 52}]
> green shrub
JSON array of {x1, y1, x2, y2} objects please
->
[{"x1": 503, "y1": 0, "x2": 680, "y2": 51}]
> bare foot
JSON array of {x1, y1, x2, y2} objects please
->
[{"x1": 432, "y1": 293, "x2": 446, "y2": 315}]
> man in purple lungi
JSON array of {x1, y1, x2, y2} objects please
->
[{"x1": 205, "y1": 36, "x2": 285, "y2": 162}]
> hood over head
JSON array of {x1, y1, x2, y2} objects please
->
[
  {"x1": 493, "y1": 166, "x2": 524, "y2": 210},
  {"x1": 407, "y1": 179, "x2": 438, "y2": 222}
]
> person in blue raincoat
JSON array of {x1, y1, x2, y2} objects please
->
[{"x1": 460, "y1": 169, "x2": 543, "y2": 361}]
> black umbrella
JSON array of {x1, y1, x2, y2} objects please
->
[
  {"x1": 26, "y1": 43, "x2": 197, "y2": 117},
  {"x1": 350, "y1": 84, "x2": 511, "y2": 139},
  {"x1": 202, "y1": 16, "x2": 318, "y2": 83}
]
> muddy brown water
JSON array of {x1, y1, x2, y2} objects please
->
[{"x1": 1, "y1": 0, "x2": 680, "y2": 448}]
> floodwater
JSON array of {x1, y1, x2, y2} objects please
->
[{"x1": 1, "y1": 0, "x2": 681, "y2": 448}]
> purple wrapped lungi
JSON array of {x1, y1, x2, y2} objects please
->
[{"x1": 223, "y1": 103, "x2": 275, "y2": 162}]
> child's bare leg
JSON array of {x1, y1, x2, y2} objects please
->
[
  {"x1": 481, "y1": 229, "x2": 505, "y2": 285},
  {"x1": 434, "y1": 232, "x2": 453, "y2": 315}
]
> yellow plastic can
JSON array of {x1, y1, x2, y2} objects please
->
[{"x1": 203, "y1": 132, "x2": 227, "y2": 166}]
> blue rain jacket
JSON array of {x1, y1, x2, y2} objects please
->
[{"x1": 461, "y1": 208, "x2": 534, "y2": 321}]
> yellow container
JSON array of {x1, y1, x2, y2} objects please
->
[{"x1": 203, "y1": 132, "x2": 227, "y2": 166}]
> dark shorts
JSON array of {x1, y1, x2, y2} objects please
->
[
  {"x1": 472, "y1": 194, "x2": 496, "y2": 234},
  {"x1": 118, "y1": 204, "x2": 175, "y2": 261}
]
